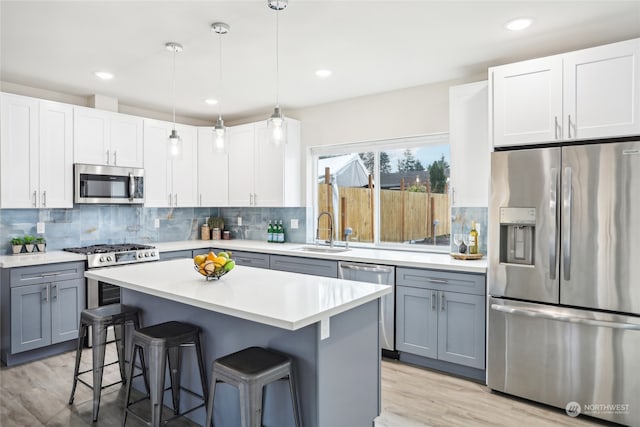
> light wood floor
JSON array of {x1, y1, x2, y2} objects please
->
[{"x1": 0, "y1": 348, "x2": 618, "y2": 426}]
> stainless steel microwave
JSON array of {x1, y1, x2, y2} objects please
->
[{"x1": 74, "y1": 163, "x2": 144, "y2": 204}]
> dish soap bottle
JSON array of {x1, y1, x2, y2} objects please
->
[{"x1": 469, "y1": 221, "x2": 479, "y2": 255}]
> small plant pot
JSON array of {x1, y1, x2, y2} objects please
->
[
  {"x1": 24, "y1": 244, "x2": 35, "y2": 253},
  {"x1": 12, "y1": 244, "x2": 24, "y2": 254},
  {"x1": 36, "y1": 243, "x2": 46, "y2": 253}
]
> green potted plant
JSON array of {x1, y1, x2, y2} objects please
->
[
  {"x1": 23, "y1": 235, "x2": 35, "y2": 253},
  {"x1": 10, "y1": 237, "x2": 25, "y2": 254},
  {"x1": 35, "y1": 236, "x2": 46, "y2": 253}
]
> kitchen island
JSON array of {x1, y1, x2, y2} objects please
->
[{"x1": 85, "y1": 258, "x2": 391, "y2": 427}]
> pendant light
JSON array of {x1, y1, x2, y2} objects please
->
[
  {"x1": 166, "y1": 42, "x2": 183, "y2": 157},
  {"x1": 211, "y1": 22, "x2": 230, "y2": 152},
  {"x1": 267, "y1": 0, "x2": 288, "y2": 145}
]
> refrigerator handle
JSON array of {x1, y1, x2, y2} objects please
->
[
  {"x1": 563, "y1": 167, "x2": 572, "y2": 281},
  {"x1": 549, "y1": 168, "x2": 558, "y2": 280},
  {"x1": 490, "y1": 304, "x2": 640, "y2": 330}
]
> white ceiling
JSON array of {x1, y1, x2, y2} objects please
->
[{"x1": 2, "y1": 1, "x2": 639, "y2": 123}]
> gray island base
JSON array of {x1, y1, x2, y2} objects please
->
[{"x1": 85, "y1": 260, "x2": 388, "y2": 427}]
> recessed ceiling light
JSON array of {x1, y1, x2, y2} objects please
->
[
  {"x1": 505, "y1": 18, "x2": 533, "y2": 31},
  {"x1": 94, "y1": 71, "x2": 114, "y2": 80},
  {"x1": 205, "y1": 99, "x2": 219, "y2": 106},
  {"x1": 315, "y1": 69, "x2": 332, "y2": 78}
]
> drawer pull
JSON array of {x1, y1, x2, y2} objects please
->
[{"x1": 427, "y1": 278, "x2": 448, "y2": 284}]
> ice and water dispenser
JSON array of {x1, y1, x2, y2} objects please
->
[{"x1": 499, "y1": 207, "x2": 536, "y2": 265}]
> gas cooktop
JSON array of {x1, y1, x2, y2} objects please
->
[{"x1": 63, "y1": 243, "x2": 159, "y2": 268}]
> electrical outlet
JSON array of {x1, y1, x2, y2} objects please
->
[
  {"x1": 37, "y1": 222, "x2": 45, "y2": 234},
  {"x1": 237, "y1": 216, "x2": 242, "y2": 226},
  {"x1": 154, "y1": 218, "x2": 160, "y2": 229},
  {"x1": 290, "y1": 219, "x2": 299, "y2": 229}
]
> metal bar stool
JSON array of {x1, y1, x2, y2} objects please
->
[
  {"x1": 123, "y1": 321, "x2": 208, "y2": 427},
  {"x1": 205, "y1": 346, "x2": 301, "y2": 427},
  {"x1": 68, "y1": 304, "x2": 142, "y2": 422}
]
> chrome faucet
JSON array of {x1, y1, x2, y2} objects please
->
[{"x1": 316, "y1": 211, "x2": 334, "y2": 247}]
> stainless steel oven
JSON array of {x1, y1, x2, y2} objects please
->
[{"x1": 74, "y1": 163, "x2": 145, "y2": 204}]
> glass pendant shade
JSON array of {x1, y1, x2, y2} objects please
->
[
  {"x1": 214, "y1": 116, "x2": 226, "y2": 152},
  {"x1": 168, "y1": 128, "x2": 182, "y2": 157},
  {"x1": 268, "y1": 106, "x2": 287, "y2": 145}
]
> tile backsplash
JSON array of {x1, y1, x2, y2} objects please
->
[
  {"x1": 0, "y1": 206, "x2": 306, "y2": 255},
  {"x1": 450, "y1": 207, "x2": 488, "y2": 255}
]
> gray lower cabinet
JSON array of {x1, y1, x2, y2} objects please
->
[
  {"x1": 396, "y1": 267, "x2": 485, "y2": 371},
  {"x1": 2, "y1": 261, "x2": 85, "y2": 360},
  {"x1": 159, "y1": 250, "x2": 194, "y2": 261},
  {"x1": 269, "y1": 255, "x2": 338, "y2": 278},
  {"x1": 229, "y1": 250, "x2": 270, "y2": 269}
]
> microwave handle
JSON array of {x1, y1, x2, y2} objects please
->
[{"x1": 129, "y1": 173, "x2": 134, "y2": 201}]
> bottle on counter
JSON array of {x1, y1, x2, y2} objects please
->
[
  {"x1": 278, "y1": 220, "x2": 285, "y2": 243},
  {"x1": 267, "y1": 221, "x2": 273, "y2": 243},
  {"x1": 468, "y1": 221, "x2": 479, "y2": 255}
]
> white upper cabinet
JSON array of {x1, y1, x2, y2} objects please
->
[
  {"x1": 1, "y1": 93, "x2": 73, "y2": 208},
  {"x1": 143, "y1": 119, "x2": 198, "y2": 207},
  {"x1": 449, "y1": 81, "x2": 489, "y2": 207},
  {"x1": 227, "y1": 119, "x2": 301, "y2": 207},
  {"x1": 74, "y1": 106, "x2": 143, "y2": 167},
  {"x1": 197, "y1": 127, "x2": 229, "y2": 207},
  {"x1": 490, "y1": 38, "x2": 640, "y2": 147}
]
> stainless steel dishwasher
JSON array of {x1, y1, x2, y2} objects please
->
[{"x1": 338, "y1": 261, "x2": 396, "y2": 354}]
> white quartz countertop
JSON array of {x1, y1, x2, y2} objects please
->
[
  {"x1": 0, "y1": 240, "x2": 487, "y2": 273},
  {"x1": 155, "y1": 240, "x2": 487, "y2": 274},
  {"x1": 0, "y1": 250, "x2": 86, "y2": 268},
  {"x1": 85, "y1": 258, "x2": 391, "y2": 331}
]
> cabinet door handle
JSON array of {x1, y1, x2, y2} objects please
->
[
  {"x1": 174, "y1": 194, "x2": 178, "y2": 206},
  {"x1": 168, "y1": 193, "x2": 172, "y2": 206},
  {"x1": 431, "y1": 292, "x2": 436, "y2": 311},
  {"x1": 554, "y1": 116, "x2": 559, "y2": 140},
  {"x1": 51, "y1": 284, "x2": 57, "y2": 301},
  {"x1": 441, "y1": 293, "x2": 445, "y2": 311},
  {"x1": 113, "y1": 150, "x2": 117, "y2": 165},
  {"x1": 253, "y1": 193, "x2": 257, "y2": 206},
  {"x1": 567, "y1": 115, "x2": 573, "y2": 139},
  {"x1": 451, "y1": 186, "x2": 455, "y2": 206},
  {"x1": 249, "y1": 193, "x2": 253, "y2": 205},
  {"x1": 42, "y1": 285, "x2": 49, "y2": 302},
  {"x1": 33, "y1": 191, "x2": 37, "y2": 207},
  {"x1": 41, "y1": 190, "x2": 46, "y2": 207},
  {"x1": 199, "y1": 194, "x2": 202, "y2": 206},
  {"x1": 106, "y1": 149, "x2": 110, "y2": 164}
]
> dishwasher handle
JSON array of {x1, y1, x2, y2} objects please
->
[{"x1": 339, "y1": 261, "x2": 394, "y2": 274}]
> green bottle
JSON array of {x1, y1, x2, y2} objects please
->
[{"x1": 267, "y1": 221, "x2": 273, "y2": 243}]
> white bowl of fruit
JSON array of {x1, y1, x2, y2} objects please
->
[{"x1": 193, "y1": 251, "x2": 235, "y2": 280}]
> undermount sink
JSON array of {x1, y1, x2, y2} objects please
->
[{"x1": 295, "y1": 245, "x2": 351, "y2": 254}]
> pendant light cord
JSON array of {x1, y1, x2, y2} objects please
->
[
  {"x1": 275, "y1": 5, "x2": 280, "y2": 108},
  {"x1": 172, "y1": 46, "x2": 177, "y2": 131},
  {"x1": 218, "y1": 31, "x2": 223, "y2": 120}
]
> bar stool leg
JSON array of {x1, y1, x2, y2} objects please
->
[
  {"x1": 238, "y1": 382, "x2": 263, "y2": 427},
  {"x1": 68, "y1": 323, "x2": 86, "y2": 405},
  {"x1": 167, "y1": 346, "x2": 181, "y2": 415},
  {"x1": 123, "y1": 343, "x2": 138, "y2": 427},
  {"x1": 113, "y1": 323, "x2": 126, "y2": 383},
  {"x1": 204, "y1": 375, "x2": 218, "y2": 427},
  {"x1": 148, "y1": 345, "x2": 167, "y2": 427},
  {"x1": 288, "y1": 367, "x2": 301, "y2": 427},
  {"x1": 194, "y1": 334, "x2": 209, "y2": 404},
  {"x1": 91, "y1": 323, "x2": 108, "y2": 422}
]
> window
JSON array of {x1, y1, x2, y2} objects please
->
[{"x1": 309, "y1": 134, "x2": 451, "y2": 252}]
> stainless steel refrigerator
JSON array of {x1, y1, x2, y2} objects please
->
[{"x1": 488, "y1": 140, "x2": 640, "y2": 426}]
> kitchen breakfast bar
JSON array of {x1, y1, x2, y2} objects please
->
[{"x1": 85, "y1": 258, "x2": 391, "y2": 427}]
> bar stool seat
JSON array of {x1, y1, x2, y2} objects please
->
[
  {"x1": 205, "y1": 346, "x2": 301, "y2": 427},
  {"x1": 123, "y1": 321, "x2": 208, "y2": 427},
  {"x1": 68, "y1": 304, "x2": 141, "y2": 422}
]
